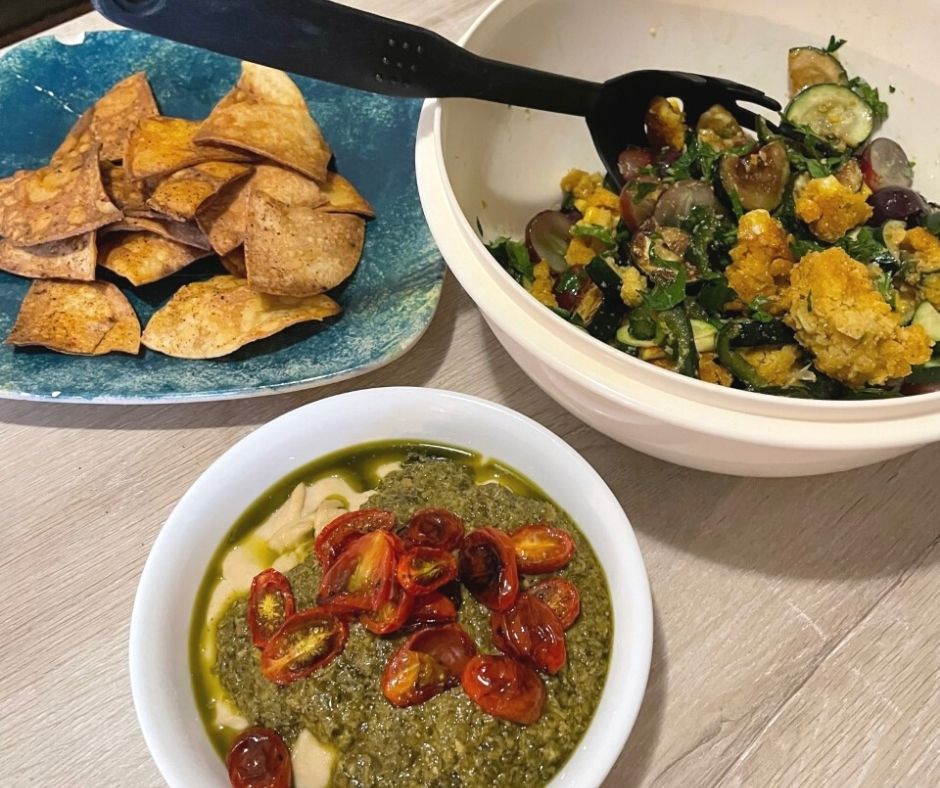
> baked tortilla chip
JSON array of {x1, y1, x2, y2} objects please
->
[
  {"x1": 104, "y1": 215, "x2": 211, "y2": 251},
  {"x1": 100, "y1": 162, "x2": 158, "y2": 217},
  {"x1": 6, "y1": 279, "x2": 140, "y2": 355},
  {"x1": 141, "y1": 274, "x2": 340, "y2": 358},
  {"x1": 194, "y1": 102, "x2": 330, "y2": 182},
  {"x1": 125, "y1": 117, "x2": 252, "y2": 181},
  {"x1": 220, "y1": 246, "x2": 247, "y2": 277},
  {"x1": 0, "y1": 232, "x2": 96, "y2": 280},
  {"x1": 91, "y1": 72, "x2": 160, "y2": 162},
  {"x1": 318, "y1": 172, "x2": 374, "y2": 217},
  {"x1": 245, "y1": 191, "x2": 364, "y2": 296},
  {"x1": 98, "y1": 231, "x2": 210, "y2": 286},
  {"x1": 146, "y1": 161, "x2": 253, "y2": 221},
  {"x1": 231, "y1": 62, "x2": 308, "y2": 109},
  {"x1": 196, "y1": 164, "x2": 324, "y2": 256},
  {"x1": 0, "y1": 144, "x2": 122, "y2": 247},
  {"x1": 50, "y1": 109, "x2": 94, "y2": 164}
]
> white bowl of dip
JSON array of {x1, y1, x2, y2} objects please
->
[
  {"x1": 414, "y1": 0, "x2": 940, "y2": 476},
  {"x1": 130, "y1": 387, "x2": 653, "y2": 787}
]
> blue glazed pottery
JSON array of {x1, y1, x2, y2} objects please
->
[{"x1": 0, "y1": 31, "x2": 443, "y2": 402}]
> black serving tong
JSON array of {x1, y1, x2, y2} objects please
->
[{"x1": 92, "y1": 0, "x2": 780, "y2": 188}]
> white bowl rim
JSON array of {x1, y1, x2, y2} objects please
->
[
  {"x1": 129, "y1": 386, "x2": 654, "y2": 788},
  {"x1": 424, "y1": 0, "x2": 940, "y2": 421}
]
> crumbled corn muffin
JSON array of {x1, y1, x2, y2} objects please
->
[
  {"x1": 725, "y1": 210, "x2": 795, "y2": 314},
  {"x1": 795, "y1": 175, "x2": 873, "y2": 243}
]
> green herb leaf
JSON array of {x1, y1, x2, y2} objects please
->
[
  {"x1": 924, "y1": 212, "x2": 940, "y2": 237},
  {"x1": 632, "y1": 180, "x2": 659, "y2": 202},
  {"x1": 679, "y1": 205, "x2": 737, "y2": 275},
  {"x1": 727, "y1": 187, "x2": 745, "y2": 218},
  {"x1": 836, "y1": 226, "x2": 899, "y2": 269},
  {"x1": 560, "y1": 191, "x2": 576, "y2": 212},
  {"x1": 748, "y1": 296, "x2": 774, "y2": 323},
  {"x1": 645, "y1": 244, "x2": 687, "y2": 311},
  {"x1": 824, "y1": 35, "x2": 847, "y2": 53},
  {"x1": 486, "y1": 237, "x2": 534, "y2": 282},
  {"x1": 698, "y1": 277, "x2": 737, "y2": 315},
  {"x1": 848, "y1": 76, "x2": 889, "y2": 124},
  {"x1": 571, "y1": 223, "x2": 616, "y2": 246},
  {"x1": 790, "y1": 236, "x2": 826, "y2": 258}
]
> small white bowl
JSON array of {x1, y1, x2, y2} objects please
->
[
  {"x1": 130, "y1": 387, "x2": 653, "y2": 788},
  {"x1": 415, "y1": 0, "x2": 940, "y2": 476}
]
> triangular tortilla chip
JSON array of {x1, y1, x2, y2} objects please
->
[
  {"x1": 98, "y1": 231, "x2": 210, "y2": 286},
  {"x1": 6, "y1": 279, "x2": 140, "y2": 355},
  {"x1": 245, "y1": 190, "x2": 364, "y2": 296},
  {"x1": 100, "y1": 162, "x2": 160, "y2": 218},
  {"x1": 232, "y1": 62, "x2": 308, "y2": 109},
  {"x1": 103, "y1": 215, "x2": 211, "y2": 251},
  {"x1": 194, "y1": 102, "x2": 330, "y2": 182},
  {"x1": 50, "y1": 109, "x2": 94, "y2": 164},
  {"x1": 318, "y1": 172, "x2": 374, "y2": 217},
  {"x1": 141, "y1": 274, "x2": 340, "y2": 358},
  {"x1": 146, "y1": 161, "x2": 253, "y2": 221},
  {"x1": 220, "y1": 246, "x2": 247, "y2": 277},
  {"x1": 0, "y1": 232, "x2": 96, "y2": 280},
  {"x1": 0, "y1": 144, "x2": 122, "y2": 247},
  {"x1": 92, "y1": 73, "x2": 160, "y2": 162},
  {"x1": 124, "y1": 117, "x2": 252, "y2": 181},
  {"x1": 196, "y1": 164, "x2": 325, "y2": 256}
]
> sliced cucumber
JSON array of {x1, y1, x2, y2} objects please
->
[
  {"x1": 690, "y1": 319, "x2": 718, "y2": 353},
  {"x1": 785, "y1": 84, "x2": 874, "y2": 150},
  {"x1": 912, "y1": 301, "x2": 940, "y2": 341},
  {"x1": 788, "y1": 47, "x2": 848, "y2": 96}
]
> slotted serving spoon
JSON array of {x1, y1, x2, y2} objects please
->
[{"x1": 92, "y1": 0, "x2": 780, "y2": 187}]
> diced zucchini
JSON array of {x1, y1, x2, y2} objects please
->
[
  {"x1": 788, "y1": 47, "x2": 848, "y2": 96},
  {"x1": 690, "y1": 319, "x2": 717, "y2": 352},
  {"x1": 785, "y1": 84, "x2": 874, "y2": 150},
  {"x1": 616, "y1": 323, "x2": 660, "y2": 348},
  {"x1": 912, "y1": 301, "x2": 940, "y2": 341}
]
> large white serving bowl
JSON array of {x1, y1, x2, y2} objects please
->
[
  {"x1": 130, "y1": 387, "x2": 653, "y2": 788},
  {"x1": 415, "y1": 0, "x2": 940, "y2": 476}
]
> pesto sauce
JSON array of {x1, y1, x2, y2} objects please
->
[{"x1": 190, "y1": 442, "x2": 613, "y2": 788}]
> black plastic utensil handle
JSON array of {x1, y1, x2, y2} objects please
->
[{"x1": 92, "y1": 0, "x2": 603, "y2": 116}]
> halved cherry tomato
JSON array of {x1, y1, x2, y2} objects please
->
[
  {"x1": 381, "y1": 647, "x2": 452, "y2": 707},
  {"x1": 458, "y1": 527, "x2": 519, "y2": 612},
  {"x1": 530, "y1": 577, "x2": 581, "y2": 630},
  {"x1": 405, "y1": 591, "x2": 458, "y2": 631},
  {"x1": 317, "y1": 530, "x2": 396, "y2": 614},
  {"x1": 490, "y1": 592, "x2": 567, "y2": 674},
  {"x1": 361, "y1": 578, "x2": 414, "y2": 635},
  {"x1": 461, "y1": 654, "x2": 546, "y2": 725},
  {"x1": 314, "y1": 508, "x2": 396, "y2": 567},
  {"x1": 408, "y1": 623, "x2": 477, "y2": 677},
  {"x1": 260, "y1": 608, "x2": 347, "y2": 685},
  {"x1": 381, "y1": 624, "x2": 477, "y2": 707},
  {"x1": 509, "y1": 524, "x2": 575, "y2": 574},
  {"x1": 397, "y1": 547, "x2": 457, "y2": 596},
  {"x1": 402, "y1": 508, "x2": 465, "y2": 550},
  {"x1": 247, "y1": 569, "x2": 296, "y2": 649},
  {"x1": 226, "y1": 727, "x2": 291, "y2": 788}
]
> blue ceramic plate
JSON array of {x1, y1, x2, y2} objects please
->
[{"x1": 0, "y1": 31, "x2": 442, "y2": 403}]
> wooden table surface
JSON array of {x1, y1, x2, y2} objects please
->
[{"x1": 2, "y1": 5, "x2": 939, "y2": 787}]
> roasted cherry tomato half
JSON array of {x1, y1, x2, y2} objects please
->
[
  {"x1": 397, "y1": 546, "x2": 458, "y2": 596},
  {"x1": 314, "y1": 508, "x2": 396, "y2": 567},
  {"x1": 461, "y1": 654, "x2": 546, "y2": 725},
  {"x1": 381, "y1": 624, "x2": 477, "y2": 707},
  {"x1": 361, "y1": 578, "x2": 414, "y2": 636},
  {"x1": 509, "y1": 524, "x2": 575, "y2": 574},
  {"x1": 405, "y1": 591, "x2": 458, "y2": 631},
  {"x1": 317, "y1": 530, "x2": 396, "y2": 614},
  {"x1": 491, "y1": 592, "x2": 567, "y2": 674},
  {"x1": 226, "y1": 726, "x2": 292, "y2": 788},
  {"x1": 458, "y1": 527, "x2": 519, "y2": 612},
  {"x1": 402, "y1": 508, "x2": 465, "y2": 550},
  {"x1": 247, "y1": 569, "x2": 296, "y2": 649},
  {"x1": 530, "y1": 577, "x2": 581, "y2": 630},
  {"x1": 260, "y1": 608, "x2": 348, "y2": 685},
  {"x1": 408, "y1": 623, "x2": 477, "y2": 677},
  {"x1": 381, "y1": 646, "x2": 452, "y2": 708}
]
